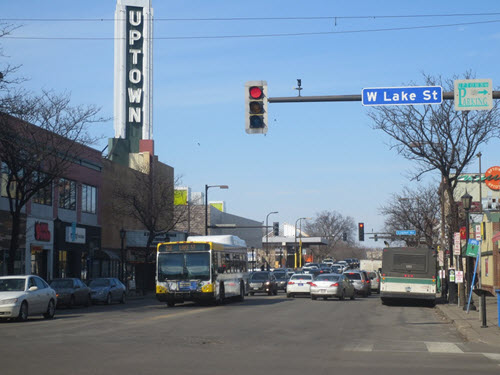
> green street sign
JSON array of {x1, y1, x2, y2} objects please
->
[
  {"x1": 454, "y1": 79, "x2": 493, "y2": 111},
  {"x1": 465, "y1": 239, "x2": 480, "y2": 257}
]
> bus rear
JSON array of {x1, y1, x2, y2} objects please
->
[{"x1": 380, "y1": 247, "x2": 437, "y2": 305}]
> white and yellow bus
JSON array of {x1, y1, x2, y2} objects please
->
[{"x1": 156, "y1": 235, "x2": 248, "y2": 307}]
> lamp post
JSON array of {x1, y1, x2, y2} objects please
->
[
  {"x1": 119, "y1": 228, "x2": 126, "y2": 284},
  {"x1": 294, "y1": 217, "x2": 311, "y2": 269},
  {"x1": 205, "y1": 184, "x2": 229, "y2": 235},
  {"x1": 265, "y1": 211, "x2": 278, "y2": 267},
  {"x1": 461, "y1": 191, "x2": 476, "y2": 311}
]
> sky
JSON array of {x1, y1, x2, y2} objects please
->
[{"x1": 2, "y1": 0, "x2": 500, "y2": 248}]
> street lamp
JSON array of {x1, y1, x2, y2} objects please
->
[
  {"x1": 294, "y1": 217, "x2": 312, "y2": 269},
  {"x1": 265, "y1": 211, "x2": 278, "y2": 267},
  {"x1": 461, "y1": 191, "x2": 476, "y2": 311},
  {"x1": 119, "y1": 228, "x2": 126, "y2": 284},
  {"x1": 205, "y1": 184, "x2": 229, "y2": 235}
]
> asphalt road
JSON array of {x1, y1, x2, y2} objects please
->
[{"x1": 2, "y1": 293, "x2": 500, "y2": 375}]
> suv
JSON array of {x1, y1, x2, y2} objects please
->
[
  {"x1": 248, "y1": 271, "x2": 278, "y2": 296},
  {"x1": 367, "y1": 271, "x2": 380, "y2": 293},
  {"x1": 343, "y1": 270, "x2": 370, "y2": 297}
]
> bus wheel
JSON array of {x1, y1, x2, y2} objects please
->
[{"x1": 237, "y1": 282, "x2": 245, "y2": 302}]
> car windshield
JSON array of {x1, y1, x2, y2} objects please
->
[
  {"x1": 90, "y1": 279, "x2": 110, "y2": 287},
  {"x1": 0, "y1": 278, "x2": 25, "y2": 291},
  {"x1": 290, "y1": 275, "x2": 312, "y2": 280},
  {"x1": 51, "y1": 280, "x2": 73, "y2": 288},
  {"x1": 344, "y1": 273, "x2": 361, "y2": 280},
  {"x1": 250, "y1": 272, "x2": 269, "y2": 281},
  {"x1": 316, "y1": 275, "x2": 340, "y2": 282},
  {"x1": 158, "y1": 252, "x2": 210, "y2": 281},
  {"x1": 273, "y1": 272, "x2": 286, "y2": 280}
]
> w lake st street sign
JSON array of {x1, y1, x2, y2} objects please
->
[
  {"x1": 362, "y1": 86, "x2": 443, "y2": 106},
  {"x1": 396, "y1": 230, "x2": 417, "y2": 236}
]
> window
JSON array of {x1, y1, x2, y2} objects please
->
[
  {"x1": 32, "y1": 172, "x2": 52, "y2": 206},
  {"x1": 81, "y1": 184, "x2": 97, "y2": 214},
  {"x1": 34, "y1": 277, "x2": 47, "y2": 290},
  {"x1": 58, "y1": 178, "x2": 76, "y2": 210}
]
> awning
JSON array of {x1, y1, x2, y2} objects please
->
[
  {"x1": 492, "y1": 231, "x2": 500, "y2": 243},
  {"x1": 95, "y1": 249, "x2": 121, "y2": 261}
]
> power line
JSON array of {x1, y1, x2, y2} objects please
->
[
  {"x1": 1, "y1": 12, "x2": 500, "y2": 22},
  {"x1": 3, "y1": 19, "x2": 500, "y2": 40}
]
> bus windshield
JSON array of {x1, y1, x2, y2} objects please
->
[{"x1": 158, "y1": 252, "x2": 210, "y2": 282}]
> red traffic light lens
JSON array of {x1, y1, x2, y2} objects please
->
[{"x1": 249, "y1": 86, "x2": 263, "y2": 99}]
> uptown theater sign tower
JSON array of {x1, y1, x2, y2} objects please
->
[{"x1": 109, "y1": 0, "x2": 154, "y2": 166}]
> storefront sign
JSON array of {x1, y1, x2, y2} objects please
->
[
  {"x1": 34, "y1": 221, "x2": 51, "y2": 242},
  {"x1": 485, "y1": 166, "x2": 500, "y2": 190},
  {"x1": 65, "y1": 226, "x2": 86, "y2": 244}
]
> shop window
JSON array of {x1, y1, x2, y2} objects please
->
[
  {"x1": 81, "y1": 184, "x2": 97, "y2": 214},
  {"x1": 58, "y1": 178, "x2": 76, "y2": 210}
]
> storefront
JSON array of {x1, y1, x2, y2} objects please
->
[
  {"x1": 53, "y1": 218, "x2": 101, "y2": 282},
  {"x1": 25, "y1": 218, "x2": 54, "y2": 280}
]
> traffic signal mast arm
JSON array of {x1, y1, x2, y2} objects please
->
[{"x1": 267, "y1": 91, "x2": 500, "y2": 103}]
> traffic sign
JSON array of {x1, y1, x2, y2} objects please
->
[
  {"x1": 362, "y1": 86, "x2": 442, "y2": 106},
  {"x1": 454, "y1": 79, "x2": 493, "y2": 111},
  {"x1": 396, "y1": 230, "x2": 417, "y2": 236}
]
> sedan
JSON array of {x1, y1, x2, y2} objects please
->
[
  {"x1": 0, "y1": 275, "x2": 56, "y2": 321},
  {"x1": 310, "y1": 274, "x2": 356, "y2": 301},
  {"x1": 89, "y1": 278, "x2": 126, "y2": 304},
  {"x1": 50, "y1": 278, "x2": 92, "y2": 308},
  {"x1": 248, "y1": 271, "x2": 278, "y2": 296},
  {"x1": 272, "y1": 271, "x2": 289, "y2": 292},
  {"x1": 286, "y1": 273, "x2": 313, "y2": 298}
]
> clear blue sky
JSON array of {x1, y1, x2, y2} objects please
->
[{"x1": 3, "y1": 1, "x2": 500, "y2": 247}]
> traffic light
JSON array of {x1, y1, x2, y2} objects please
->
[
  {"x1": 342, "y1": 232, "x2": 347, "y2": 242},
  {"x1": 358, "y1": 223, "x2": 365, "y2": 241},
  {"x1": 273, "y1": 222, "x2": 279, "y2": 236},
  {"x1": 374, "y1": 234, "x2": 378, "y2": 242},
  {"x1": 245, "y1": 80, "x2": 268, "y2": 134}
]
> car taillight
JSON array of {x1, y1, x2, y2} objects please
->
[
  {"x1": 307, "y1": 282, "x2": 312, "y2": 285},
  {"x1": 288, "y1": 281, "x2": 294, "y2": 285},
  {"x1": 310, "y1": 283, "x2": 317, "y2": 287},
  {"x1": 377, "y1": 279, "x2": 380, "y2": 282},
  {"x1": 330, "y1": 283, "x2": 339, "y2": 287}
]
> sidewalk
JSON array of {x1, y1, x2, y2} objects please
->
[{"x1": 436, "y1": 295, "x2": 500, "y2": 347}]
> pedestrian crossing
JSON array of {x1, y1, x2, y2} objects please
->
[{"x1": 343, "y1": 340, "x2": 500, "y2": 362}]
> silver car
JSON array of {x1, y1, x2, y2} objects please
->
[
  {"x1": 0, "y1": 275, "x2": 56, "y2": 321},
  {"x1": 344, "y1": 270, "x2": 370, "y2": 297},
  {"x1": 310, "y1": 273, "x2": 356, "y2": 301},
  {"x1": 367, "y1": 271, "x2": 380, "y2": 293},
  {"x1": 89, "y1": 278, "x2": 126, "y2": 304}
]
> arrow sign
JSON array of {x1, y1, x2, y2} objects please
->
[{"x1": 362, "y1": 86, "x2": 442, "y2": 106}]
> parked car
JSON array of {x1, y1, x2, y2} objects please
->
[
  {"x1": 343, "y1": 270, "x2": 371, "y2": 297},
  {"x1": 0, "y1": 275, "x2": 56, "y2": 321},
  {"x1": 50, "y1": 278, "x2": 92, "y2": 308},
  {"x1": 286, "y1": 273, "x2": 314, "y2": 298},
  {"x1": 272, "y1": 270, "x2": 289, "y2": 292},
  {"x1": 248, "y1": 271, "x2": 278, "y2": 296},
  {"x1": 367, "y1": 271, "x2": 380, "y2": 293},
  {"x1": 89, "y1": 278, "x2": 126, "y2": 304},
  {"x1": 310, "y1": 273, "x2": 356, "y2": 301}
]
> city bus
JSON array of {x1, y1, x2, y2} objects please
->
[
  {"x1": 380, "y1": 247, "x2": 437, "y2": 306},
  {"x1": 156, "y1": 235, "x2": 248, "y2": 307}
]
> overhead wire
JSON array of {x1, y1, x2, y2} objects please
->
[{"x1": 2, "y1": 19, "x2": 500, "y2": 40}]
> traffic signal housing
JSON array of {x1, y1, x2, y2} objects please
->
[
  {"x1": 358, "y1": 223, "x2": 365, "y2": 241},
  {"x1": 273, "y1": 222, "x2": 279, "y2": 236},
  {"x1": 245, "y1": 80, "x2": 268, "y2": 134}
]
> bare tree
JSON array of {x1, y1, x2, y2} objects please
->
[
  {"x1": 0, "y1": 22, "x2": 23, "y2": 92},
  {"x1": 0, "y1": 91, "x2": 103, "y2": 274},
  {"x1": 304, "y1": 210, "x2": 355, "y2": 260},
  {"x1": 111, "y1": 160, "x2": 186, "y2": 264},
  {"x1": 379, "y1": 184, "x2": 440, "y2": 248},
  {"x1": 368, "y1": 72, "x2": 500, "y2": 249}
]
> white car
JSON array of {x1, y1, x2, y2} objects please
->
[
  {"x1": 286, "y1": 273, "x2": 313, "y2": 298},
  {"x1": 0, "y1": 275, "x2": 57, "y2": 321}
]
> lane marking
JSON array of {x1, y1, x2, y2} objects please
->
[
  {"x1": 425, "y1": 342, "x2": 463, "y2": 354},
  {"x1": 344, "y1": 343, "x2": 374, "y2": 352},
  {"x1": 483, "y1": 353, "x2": 500, "y2": 362},
  {"x1": 149, "y1": 308, "x2": 215, "y2": 321}
]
